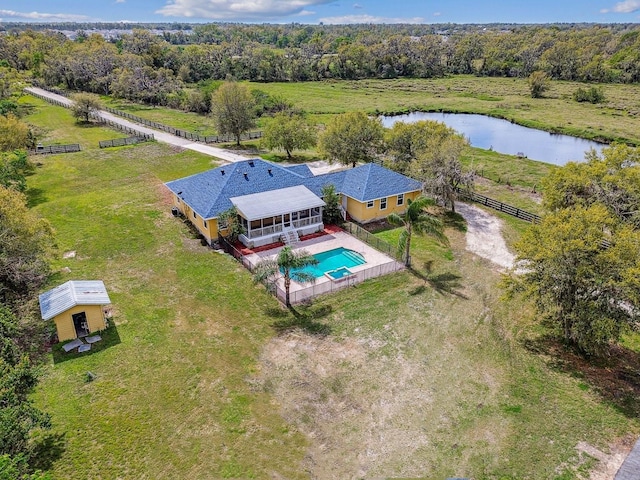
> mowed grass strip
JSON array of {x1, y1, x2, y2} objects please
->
[{"x1": 25, "y1": 100, "x2": 639, "y2": 479}]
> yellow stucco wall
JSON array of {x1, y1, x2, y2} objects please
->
[
  {"x1": 172, "y1": 194, "x2": 218, "y2": 244},
  {"x1": 53, "y1": 304, "x2": 106, "y2": 342},
  {"x1": 346, "y1": 190, "x2": 421, "y2": 223}
]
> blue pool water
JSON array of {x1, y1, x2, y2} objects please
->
[
  {"x1": 327, "y1": 267, "x2": 353, "y2": 280},
  {"x1": 290, "y1": 247, "x2": 365, "y2": 279}
]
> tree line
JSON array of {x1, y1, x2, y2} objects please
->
[
  {"x1": 2, "y1": 23, "x2": 640, "y2": 109},
  {"x1": 0, "y1": 72, "x2": 56, "y2": 480}
]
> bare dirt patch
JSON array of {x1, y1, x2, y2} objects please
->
[
  {"x1": 455, "y1": 202, "x2": 515, "y2": 270},
  {"x1": 256, "y1": 331, "x2": 436, "y2": 478},
  {"x1": 576, "y1": 436, "x2": 636, "y2": 480}
]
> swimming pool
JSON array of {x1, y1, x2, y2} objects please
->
[{"x1": 290, "y1": 247, "x2": 366, "y2": 279}]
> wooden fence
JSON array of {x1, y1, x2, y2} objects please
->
[
  {"x1": 28, "y1": 144, "x2": 81, "y2": 155},
  {"x1": 27, "y1": 89, "x2": 70, "y2": 108},
  {"x1": 99, "y1": 136, "x2": 153, "y2": 148},
  {"x1": 27, "y1": 85, "x2": 263, "y2": 145},
  {"x1": 456, "y1": 188, "x2": 541, "y2": 224},
  {"x1": 102, "y1": 106, "x2": 263, "y2": 144}
]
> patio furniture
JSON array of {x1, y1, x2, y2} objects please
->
[
  {"x1": 85, "y1": 335, "x2": 102, "y2": 344},
  {"x1": 62, "y1": 338, "x2": 84, "y2": 353}
]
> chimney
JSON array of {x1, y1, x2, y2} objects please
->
[
  {"x1": 220, "y1": 169, "x2": 225, "y2": 175},
  {"x1": 268, "y1": 168, "x2": 272, "y2": 175},
  {"x1": 243, "y1": 172, "x2": 248, "y2": 179}
]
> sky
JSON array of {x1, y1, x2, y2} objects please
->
[{"x1": 0, "y1": 0, "x2": 639, "y2": 25}]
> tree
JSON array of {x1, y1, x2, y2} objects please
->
[
  {"x1": 508, "y1": 204, "x2": 640, "y2": 355},
  {"x1": 0, "y1": 307, "x2": 52, "y2": 472},
  {"x1": 318, "y1": 112, "x2": 384, "y2": 168},
  {"x1": 507, "y1": 145, "x2": 640, "y2": 355},
  {"x1": 321, "y1": 184, "x2": 342, "y2": 225},
  {"x1": 0, "y1": 114, "x2": 29, "y2": 152},
  {"x1": 387, "y1": 196, "x2": 447, "y2": 267},
  {"x1": 70, "y1": 92, "x2": 102, "y2": 123},
  {"x1": 542, "y1": 144, "x2": 640, "y2": 227},
  {"x1": 253, "y1": 246, "x2": 318, "y2": 307},
  {"x1": 218, "y1": 206, "x2": 245, "y2": 244},
  {"x1": 406, "y1": 121, "x2": 473, "y2": 213},
  {"x1": 528, "y1": 70, "x2": 550, "y2": 98},
  {"x1": 210, "y1": 81, "x2": 256, "y2": 146},
  {"x1": 0, "y1": 187, "x2": 55, "y2": 305},
  {"x1": 261, "y1": 112, "x2": 316, "y2": 158},
  {"x1": 0, "y1": 151, "x2": 33, "y2": 192}
]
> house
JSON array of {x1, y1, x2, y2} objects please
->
[
  {"x1": 39, "y1": 280, "x2": 111, "y2": 342},
  {"x1": 165, "y1": 159, "x2": 422, "y2": 248}
]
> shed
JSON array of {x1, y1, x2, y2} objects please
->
[{"x1": 39, "y1": 280, "x2": 111, "y2": 342}]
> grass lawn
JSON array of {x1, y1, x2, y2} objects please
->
[{"x1": 25, "y1": 98, "x2": 639, "y2": 479}]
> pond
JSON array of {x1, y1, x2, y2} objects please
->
[{"x1": 380, "y1": 112, "x2": 606, "y2": 166}]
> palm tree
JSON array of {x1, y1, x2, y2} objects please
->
[
  {"x1": 387, "y1": 196, "x2": 448, "y2": 267},
  {"x1": 253, "y1": 246, "x2": 319, "y2": 307}
]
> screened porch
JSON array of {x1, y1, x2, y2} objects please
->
[{"x1": 230, "y1": 185, "x2": 325, "y2": 248}]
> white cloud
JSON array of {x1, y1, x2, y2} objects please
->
[
  {"x1": 353, "y1": 3, "x2": 362, "y2": 8},
  {"x1": 156, "y1": 0, "x2": 336, "y2": 20},
  {"x1": 433, "y1": 11, "x2": 441, "y2": 16},
  {"x1": 601, "y1": 0, "x2": 640, "y2": 13},
  {"x1": 0, "y1": 9, "x2": 91, "y2": 21},
  {"x1": 115, "y1": 0, "x2": 126, "y2": 3},
  {"x1": 318, "y1": 14, "x2": 424, "y2": 24}
]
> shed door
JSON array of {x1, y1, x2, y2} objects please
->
[{"x1": 72, "y1": 312, "x2": 89, "y2": 338}]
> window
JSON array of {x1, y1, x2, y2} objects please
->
[
  {"x1": 397, "y1": 193, "x2": 404, "y2": 206},
  {"x1": 366, "y1": 200, "x2": 374, "y2": 209},
  {"x1": 203, "y1": 220, "x2": 208, "y2": 228},
  {"x1": 193, "y1": 211, "x2": 197, "y2": 219},
  {"x1": 380, "y1": 197, "x2": 387, "y2": 210},
  {"x1": 176, "y1": 196, "x2": 181, "y2": 204}
]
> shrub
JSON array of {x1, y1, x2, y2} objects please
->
[{"x1": 573, "y1": 86, "x2": 605, "y2": 104}]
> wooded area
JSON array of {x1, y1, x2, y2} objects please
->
[{"x1": 2, "y1": 23, "x2": 640, "y2": 109}]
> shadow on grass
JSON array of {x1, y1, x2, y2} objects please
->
[
  {"x1": 265, "y1": 304, "x2": 333, "y2": 336},
  {"x1": 30, "y1": 431, "x2": 66, "y2": 472},
  {"x1": 443, "y1": 210, "x2": 467, "y2": 232},
  {"x1": 524, "y1": 335, "x2": 640, "y2": 418},
  {"x1": 408, "y1": 261, "x2": 468, "y2": 299},
  {"x1": 26, "y1": 187, "x2": 48, "y2": 207},
  {"x1": 53, "y1": 323, "x2": 121, "y2": 365}
]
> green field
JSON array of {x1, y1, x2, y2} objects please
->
[
  {"x1": 23, "y1": 95, "x2": 639, "y2": 479},
  {"x1": 251, "y1": 77, "x2": 640, "y2": 145}
]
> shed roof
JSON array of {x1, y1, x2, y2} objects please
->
[
  {"x1": 39, "y1": 280, "x2": 111, "y2": 321},
  {"x1": 231, "y1": 186, "x2": 325, "y2": 221}
]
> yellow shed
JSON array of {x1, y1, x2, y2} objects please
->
[{"x1": 39, "y1": 280, "x2": 111, "y2": 342}]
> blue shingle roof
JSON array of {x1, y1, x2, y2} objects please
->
[
  {"x1": 165, "y1": 159, "x2": 422, "y2": 219},
  {"x1": 340, "y1": 163, "x2": 422, "y2": 202}
]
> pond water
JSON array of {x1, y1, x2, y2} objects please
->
[{"x1": 380, "y1": 112, "x2": 606, "y2": 166}]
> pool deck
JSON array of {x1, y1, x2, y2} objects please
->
[{"x1": 243, "y1": 230, "x2": 404, "y2": 302}]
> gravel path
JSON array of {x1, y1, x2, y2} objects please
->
[
  {"x1": 455, "y1": 202, "x2": 516, "y2": 270},
  {"x1": 25, "y1": 87, "x2": 356, "y2": 175},
  {"x1": 26, "y1": 87, "x2": 252, "y2": 163}
]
